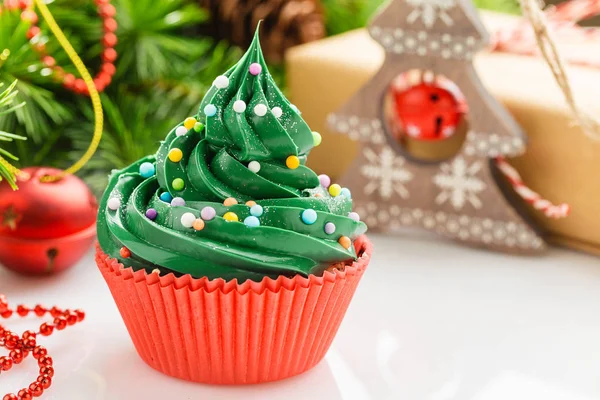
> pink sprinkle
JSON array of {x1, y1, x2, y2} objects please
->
[
  {"x1": 200, "y1": 206, "x2": 216, "y2": 221},
  {"x1": 348, "y1": 212, "x2": 360, "y2": 222},
  {"x1": 249, "y1": 63, "x2": 262, "y2": 76},
  {"x1": 318, "y1": 174, "x2": 331, "y2": 189}
]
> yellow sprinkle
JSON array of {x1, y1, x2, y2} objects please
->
[
  {"x1": 193, "y1": 218, "x2": 205, "y2": 231},
  {"x1": 168, "y1": 148, "x2": 183, "y2": 162},
  {"x1": 329, "y1": 184, "x2": 342, "y2": 197},
  {"x1": 223, "y1": 197, "x2": 238, "y2": 206},
  {"x1": 223, "y1": 212, "x2": 239, "y2": 222},
  {"x1": 286, "y1": 155, "x2": 300, "y2": 170},
  {"x1": 184, "y1": 117, "x2": 197, "y2": 130}
]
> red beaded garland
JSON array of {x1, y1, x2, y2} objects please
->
[
  {"x1": 3, "y1": 0, "x2": 118, "y2": 95},
  {"x1": 0, "y1": 294, "x2": 84, "y2": 399}
]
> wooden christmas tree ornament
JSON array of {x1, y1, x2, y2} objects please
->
[{"x1": 328, "y1": 0, "x2": 552, "y2": 253}]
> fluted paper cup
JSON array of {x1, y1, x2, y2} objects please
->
[{"x1": 96, "y1": 235, "x2": 372, "y2": 384}]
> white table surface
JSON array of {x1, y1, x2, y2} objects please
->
[{"x1": 1, "y1": 234, "x2": 600, "y2": 400}]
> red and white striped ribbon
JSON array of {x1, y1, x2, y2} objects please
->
[
  {"x1": 495, "y1": 157, "x2": 571, "y2": 218},
  {"x1": 486, "y1": 0, "x2": 600, "y2": 219},
  {"x1": 491, "y1": 0, "x2": 600, "y2": 68}
]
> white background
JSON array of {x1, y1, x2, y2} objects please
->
[{"x1": 1, "y1": 234, "x2": 600, "y2": 400}]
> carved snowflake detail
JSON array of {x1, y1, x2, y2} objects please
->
[
  {"x1": 361, "y1": 146, "x2": 413, "y2": 199},
  {"x1": 433, "y1": 157, "x2": 486, "y2": 210},
  {"x1": 406, "y1": 0, "x2": 456, "y2": 28}
]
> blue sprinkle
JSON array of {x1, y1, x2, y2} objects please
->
[
  {"x1": 139, "y1": 162, "x2": 155, "y2": 178},
  {"x1": 301, "y1": 209, "x2": 318, "y2": 225},
  {"x1": 250, "y1": 204, "x2": 263, "y2": 217},
  {"x1": 340, "y1": 188, "x2": 352, "y2": 199},
  {"x1": 244, "y1": 216, "x2": 260, "y2": 227},
  {"x1": 159, "y1": 192, "x2": 173, "y2": 203},
  {"x1": 204, "y1": 104, "x2": 217, "y2": 117}
]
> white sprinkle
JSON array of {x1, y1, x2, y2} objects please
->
[
  {"x1": 107, "y1": 197, "x2": 120, "y2": 211},
  {"x1": 233, "y1": 100, "x2": 246, "y2": 113},
  {"x1": 271, "y1": 107, "x2": 283, "y2": 118},
  {"x1": 254, "y1": 104, "x2": 268, "y2": 117},
  {"x1": 248, "y1": 161, "x2": 261, "y2": 173},
  {"x1": 181, "y1": 212, "x2": 196, "y2": 228},
  {"x1": 290, "y1": 104, "x2": 300, "y2": 113},
  {"x1": 213, "y1": 75, "x2": 229, "y2": 89},
  {"x1": 175, "y1": 126, "x2": 188, "y2": 137}
]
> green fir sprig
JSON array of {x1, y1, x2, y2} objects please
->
[{"x1": 0, "y1": 80, "x2": 26, "y2": 190}]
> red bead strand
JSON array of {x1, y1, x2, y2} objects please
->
[
  {"x1": 4, "y1": 0, "x2": 118, "y2": 95},
  {"x1": 0, "y1": 294, "x2": 84, "y2": 399}
]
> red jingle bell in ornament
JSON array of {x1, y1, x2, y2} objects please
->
[
  {"x1": 0, "y1": 167, "x2": 97, "y2": 275},
  {"x1": 392, "y1": 81, "x2": 467, "y2": 141}
]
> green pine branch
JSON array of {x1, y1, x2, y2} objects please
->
[{"x1": 0, "y1": 80, "x2": 26, "y2": 190}]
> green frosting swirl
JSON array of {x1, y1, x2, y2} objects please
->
[{"x1": 97, "y1": 28, "x2": 367, "y2": 282}]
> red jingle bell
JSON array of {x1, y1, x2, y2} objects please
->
[
  {"x1": 0, "y1": 167, "x2": 97, "y2": 275},
  {"x1": 392, "y1": 82, "x2": 467, "y2": 141}
]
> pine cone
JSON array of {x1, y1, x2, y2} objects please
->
[{"x1": 200, "y1": 0, "x2": 326, "y2": 63}]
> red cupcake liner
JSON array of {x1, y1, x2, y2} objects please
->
[{"x1": 96, "y1": 235, "x2": 372, "y2": 384}]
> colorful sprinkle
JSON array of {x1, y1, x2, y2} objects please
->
[
  {"x1": 348, "y1": 212, "x2": 360, "y2": 222},
  {"x1": 201, "y1": 206, "x2": 216, "y2": 221},
  {"x1": 301, "y1": 209, "x2": 318, "y2": 225},
  {"x1": 194, "y1": 122, "x2": 204, "y2": 132},
  {"x1": 145, "y1": 208, "x2": 158, "y2": 220},
  {"x1": 171, "y1": 197, "x2": 186, "y2": 207},
  {"x1": 250, "y1": 204, "x2": 263, "y2": 217},
  {"x1": 314, "y1": 193, "x2": 323, "y2": 198},
  {"x1": 223, "y1": 212, "x2": 239, "y2": 222},
  {"x1": 290, "y1": 104, "x2": 300, "y2": 113},
  {"x1": 184, "y1": 117, "x2": 197, "y2": 130},
  {"x1": 213, "y1": 75, "x2": 230, "y2": 89},
  {"x1": 312, "y1": 131, "x2": 322, "y2": 146},
  {"x1": 248, "y1": 161, "x2": 261, "y2": 173},
  {"x1": 181, "y1": 212, "x2": 196, "y2": 228},
  {"x1": 175, "y1": 126, "x2": 188, "y2": 137},
  {"x1": 204, "y1": 104, "x2": 217, "y2": 117},
  {"x1": 245, "y1": 200, "x2": 257, "y2": 207},
  {"x1": 223, "y1": 197, "x2": 238, "y2": 206},
  {"x1": 254, "y1": 104, "x2": 267, "y2": 117},
  {"x1": 244, "y1": 216, "x2": 260, "y2": 227},
  {"x1": 340, "y1": 188, "x2": 352, "y2": 199},
  {"x1": 139, "y1": 162, "x2": 155, "y2": 178},
  {"x1": 272, "y1": 107, "x2": 283, "y2": 118},
  {"x1": 338, "y1": 236, "x2": 351, "y2": 249},
  {"x1": 329, "y1": 184, "x2": 342, "y2": 197},
  {"x1": 286, "y1": 155, "x2": 300, "y2": 169},
  {"x1": 233, "y1": 100, "x2": 247, "y2": 113},
  {"x1": 152, "y1": 269, "x2": 160, "y2": 274},
  {"x1": 107, "y1": 197, "x2": 120, "y2": 211},
  {"x1": 324, "y1": 222, "x2": 336, "y2": 235},
  {"x1": 249, "y1": 63, "x2": 262, "y2": 75},
  {"x1": 193, "y1": 218, "x2": 205, "y2": 231},
  {"x1": 318, "y1": 174, "x2": 331, "y2": 188},
  {"x1": 119, "y1": 247, "x2": 131, "y2": 258},
  {"x1": 159, "y1": 192, "x2": 173, "y2": 203},
  {"x1": 172, "y1": 178, "x2": 185, "y2": 191},
  {"x1": 168, "y1": 148, "x2": 183, "y2": 162}
]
